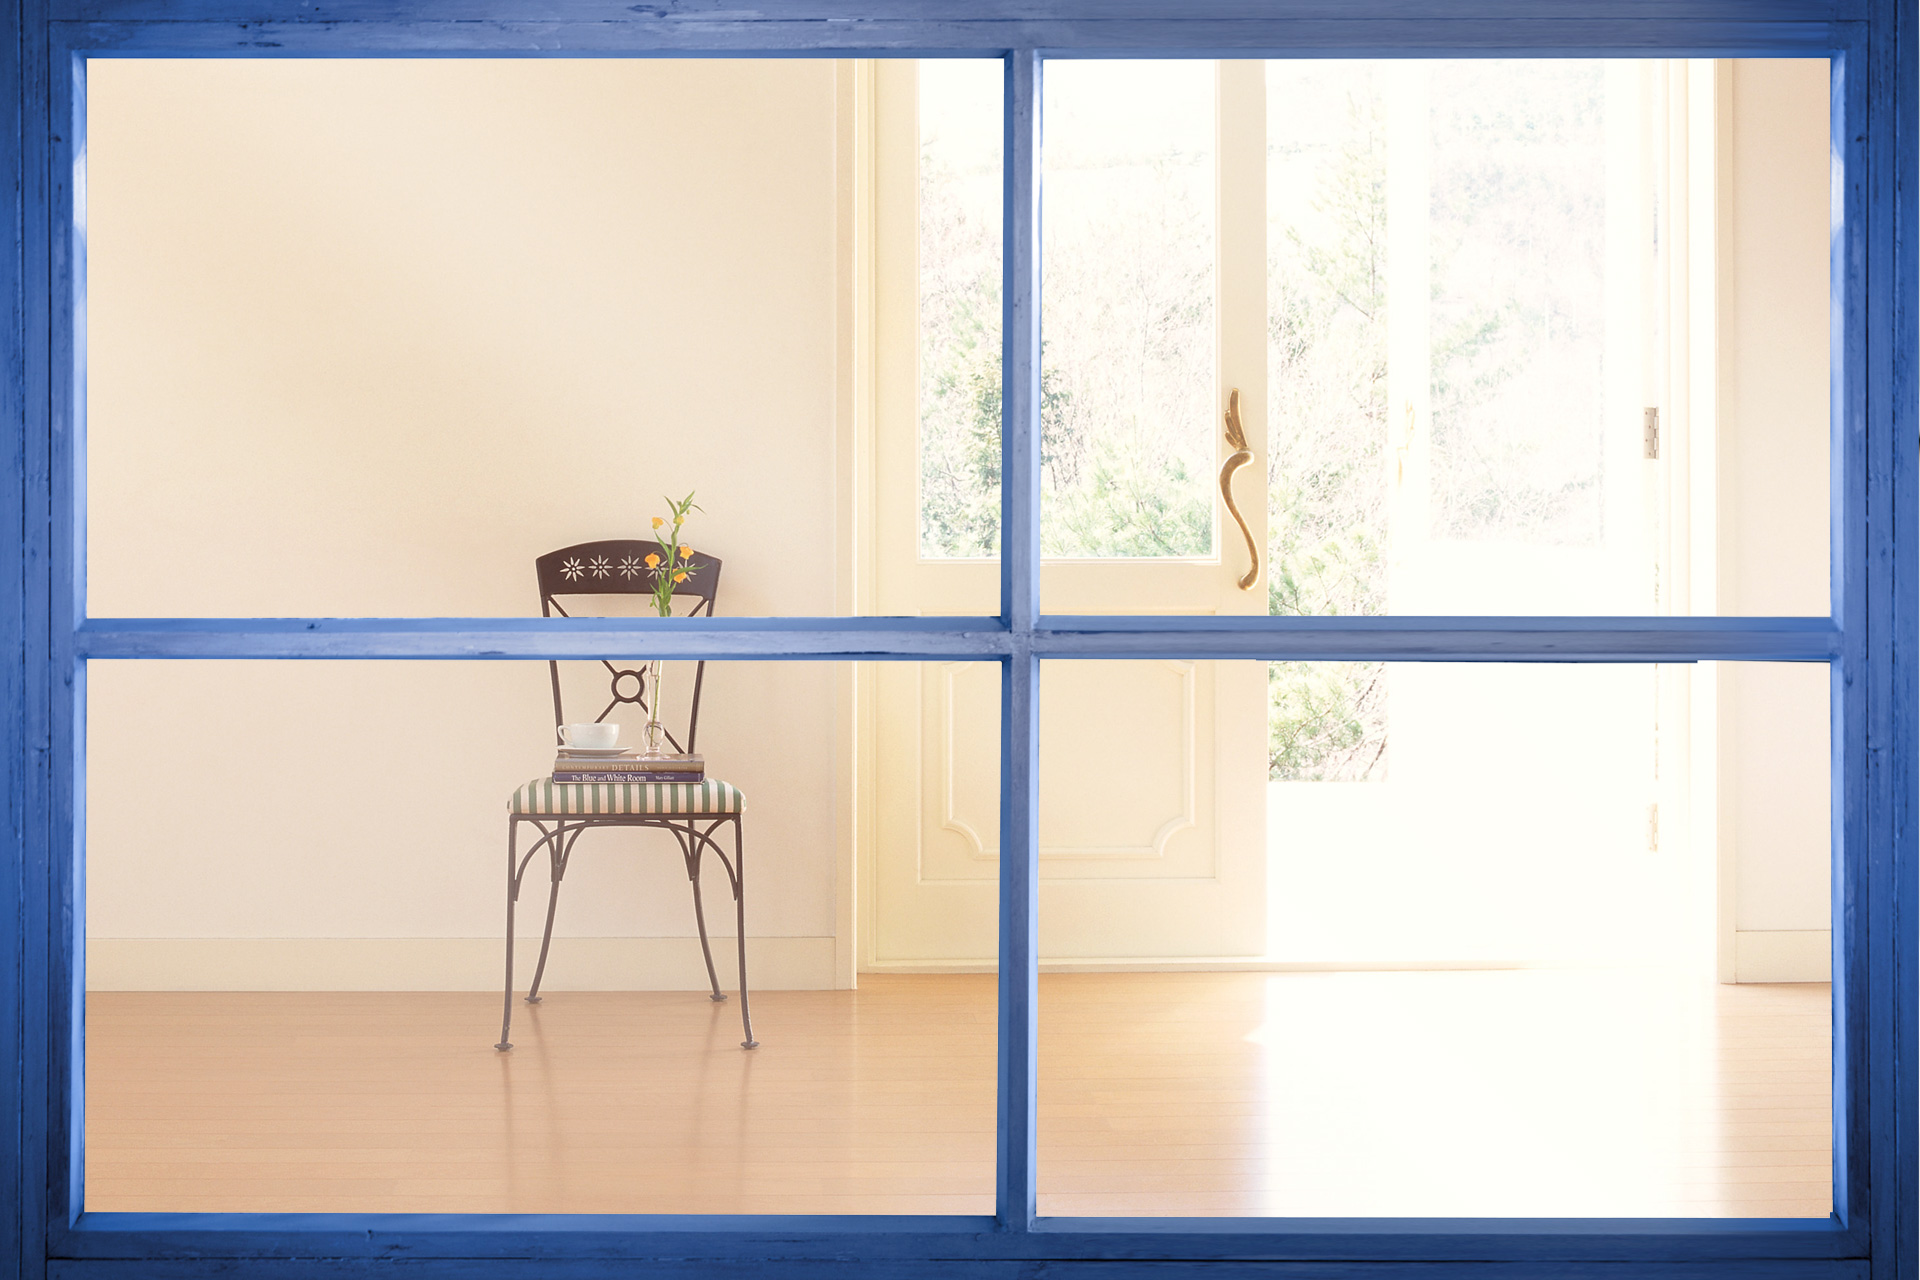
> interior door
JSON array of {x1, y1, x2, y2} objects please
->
[{"x1": 866, "y1": 60, "x2": 1270, "y2": 966}]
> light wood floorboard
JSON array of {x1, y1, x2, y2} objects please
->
[{"x1": 86, "y1": 970, "x2": 1829, "y2": 1217}]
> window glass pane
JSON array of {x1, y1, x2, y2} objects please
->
[
  {"x1": 86, "y1": 58, "x2": 960, "y2": 620},
  {"x1": 1038, "y1": 659, "x2": 1832, "y2": 1217},
  {"x1": 1032, "y1": 56, "x2": 1828, "y2": 617},
  {"x1": 85, "y1": 658, "x2": 997, "y2": 1213}
]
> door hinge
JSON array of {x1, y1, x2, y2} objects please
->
[
  {"x1": 1644, "y1": 407, "x2": 1661, "y2": 460},
  {"x1": 1647, "y1": 802, "x2": 1661, "y2": 852}
]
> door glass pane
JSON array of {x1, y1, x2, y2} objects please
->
[
  {"x1": 1039, "y1": 60, "x2": 1217, "y2": 559},
  {"x1": 918, "y1": 59, "x2": 1005, "y2": 560}
]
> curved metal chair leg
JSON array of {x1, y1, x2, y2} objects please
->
[
  {"x1": 687, "y1": 867, "x2": 721, "y2": 1005},
  {"x1": 524, "y1": 874, "x2": 564, "y2": 1005},
  {"x1": 683, "y1": 825, "x2": 725, "y2": 1005},
  {"x1": 733, "y1": 818, "x2": 757, "y2": 1049},
  {"x1": 526, "y1": 823, "x2": 583, "y2": 1004},
  {"x1": 497, "y1": 820, "x2": 519, "y2": 1051}
]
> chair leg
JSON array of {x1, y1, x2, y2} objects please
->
[
  {"x1": 733, "y1": 819, "x2": 757, "y2": 1049},
  {"x1": 526, "y1": 823, "x2": 581, "y2": 1003},
  {"x1": 688, "y1": 841, "x2": 726, "y2": 1003},
  {"x1": 496, "y1": 821, "x2": 519, "y2": 1051},
  {"x1": 524, "y1": 873, "x2": 564, "y2": 1005}
]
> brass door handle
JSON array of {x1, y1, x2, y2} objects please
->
[{"x1": 1220, "y1": 388, "x2": 1259, "y2": 591}]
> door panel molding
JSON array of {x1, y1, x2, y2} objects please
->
[{"x1": 937, "y1": 660, "x2": 1200, "y2": 862}]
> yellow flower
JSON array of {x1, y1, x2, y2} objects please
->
[
  {"x1": 673, "y1": 571, "x2": 688, "y2": 583},
  {"x1": 651, "y1": 516, "x2": 664, "y2": 529},
  {"x1": 644, "y1": 553, "x2": 661, "y2": 568},
  {"x1": 678, "y1": 545, "x2": 691, "y2": 557}
]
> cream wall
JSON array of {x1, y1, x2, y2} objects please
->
[
  {"x1": 81, "y1": 57, "x2": 1840, "y2": 990},
  {"x1": 1717, "y1": 59, "x2": 1833, "y2": 981},
  {"x1": 84, "y1": 60, "x2": 850, "y2": 989}
]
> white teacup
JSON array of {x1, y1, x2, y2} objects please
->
[{"x1": 560, "y1": 722, "x2": 619, "y2": 749}]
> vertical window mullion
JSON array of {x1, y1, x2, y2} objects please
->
[
  {"x1": 1827, "y1": 30, "x2": 1874, "y2": 1239},
  {"x1": 995, "y1": 46, "x2": 1042, "y2": 1231},
  {"x1": 995, "y1": 644, "x2": 1041, "y2": 1229},
  {"x1": 1001, "y1": 48, "x2": 1042, "y2": 634}
]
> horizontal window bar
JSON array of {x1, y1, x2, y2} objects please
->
[
  {"x1": 72, "y1": 617, "x2": 1015, "y2": 661},
  {"x1": 1036, "y1": 616, "x2": 1842, "y2": 663},
  {"x1": 53, "y1": 0, "x2": 1866, "y2": 25},
  {"x1": 41, "y1": 1258, "x2": 1873, "y2": 1280},
  {"x1": 58, "y1": 15, "x2": 1846, "y2": 58},
  {"x1": 57, "y1": 1212, "x2": 1858, "y2": 1264},
  {"x1": 72, "y1": 616, "x2": 1841, "y2": 662}
]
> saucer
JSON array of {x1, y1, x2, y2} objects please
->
[{"x1": 556, "y1": 745, "x2": 631, "y2": 757}]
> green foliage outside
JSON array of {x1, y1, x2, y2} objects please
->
[
  {"x1": 1264, "y1": 73, "x2": 1390, "y2": 781},
  {"x1": 918, "y1": 126, "x2": 1217, "y2": 559},
  {"x1": 1267, "y1": 660, "x2": 1389, "y2": 781},
  {"x1": 916, "y1": 150, "x2": 1003, "y2": 557},
  {"x1": 920, "y1": 325, "x2": 1211, "y2": 560}
]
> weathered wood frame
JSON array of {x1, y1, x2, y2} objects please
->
[{"x1": 2, "y1": 4, "x2": 1911, "y2": 1278}]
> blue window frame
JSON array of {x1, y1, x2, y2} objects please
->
[{"x1": 2, "y1": 3, "x2": 1912, "y2": 1277}]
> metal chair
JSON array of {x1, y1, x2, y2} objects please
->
[{"x1": 495, "y1": 538, "x2": 756, "y2": 1051}]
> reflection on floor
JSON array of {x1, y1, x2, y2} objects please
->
[{"x1": 87, "y1": 971, "x2": 1829, "y2": 1217}]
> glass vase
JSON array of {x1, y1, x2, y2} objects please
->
[{"x1": 641, "y1": 658, "x2": 668, "y2": 757}]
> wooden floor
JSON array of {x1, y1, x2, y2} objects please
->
[{"x1": 87, "y1": 970, "x2": 1829, "y2": 1217}]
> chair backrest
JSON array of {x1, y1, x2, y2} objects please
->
[{"x1": 535, "y1": 539, "x2": 724, "y2": 754}]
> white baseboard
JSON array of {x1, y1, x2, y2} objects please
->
[
  {"x1": 86, "y1": 936, "x2": 837, "y2": 992},
  {"x1": 1733, "y1": 929, "x2": 1831, "y2": 983}
]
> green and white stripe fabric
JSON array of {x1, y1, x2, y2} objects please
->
[{"x1": 511, "y1": 778, "x2": 745, "y2": 816}]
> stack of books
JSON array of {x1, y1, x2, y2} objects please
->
[{"x1": 552, "y1": 748, "x2": 705, "y2": 784}]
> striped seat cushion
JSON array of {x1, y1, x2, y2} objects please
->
[{"x1": 510, "y1": 778, "x2": 745, "y2": 816}]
